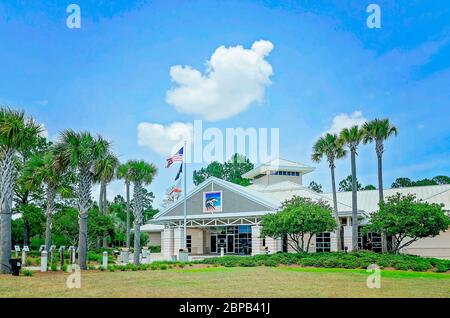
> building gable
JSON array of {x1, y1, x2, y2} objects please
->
[{"x1": 155, "y1": 177, "x2": 278, "y2": 220}]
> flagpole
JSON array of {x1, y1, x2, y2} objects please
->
[{"x1": 183, "y1": 140, "x2": 187, "y2": 250}]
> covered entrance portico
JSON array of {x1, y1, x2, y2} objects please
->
[{"x1": 158, "y1": 216, "x2": 264, "y2": 259}]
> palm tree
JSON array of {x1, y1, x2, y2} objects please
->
[
  {"x1": 312, "y1": 133, "x2": 347, "y2": 251},
  {"x1": 0, "y1": 108, "x2": 42, "y2": 274},
  {"x1": 127, "y1": 160, "x2": 157, "y2": 264},
  {"x1": 363, "y1": 118, "x2": 398, "y2": 252},
  {"x1": 94, "y1": 153, "x2": 119, "y2": 247},
  {"x1": 21, "y1": 150, "x2": 73, "y2": 253},
  {"x1": 53, "y1": 130, "x2": 110, "y2": 269},
  {"x1": 117, "y1": 162, "x2": 132, "y2": 248},
  {"x1": 338, "y1": 125, "x2": 365, "y2": 251}
]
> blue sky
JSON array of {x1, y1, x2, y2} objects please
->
[{"x1": 1, "y1": 0, "x2": 449, "y2": 205}]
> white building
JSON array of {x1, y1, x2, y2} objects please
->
[{"x1": 147, "y1": 158, "x2": 450, "y2": 259}]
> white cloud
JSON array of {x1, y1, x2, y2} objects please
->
[
  {"x1": 325, "y1": 111, "x2": 367, "y2": 135},
  {"x1": 165, "y1": 40, "x2": 274, "y2": 121},
  {"x1": 137, "y1": 122, "x2": 193, "y2": 156}
]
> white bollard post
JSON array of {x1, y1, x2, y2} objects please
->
[
  {"x1": 220, "y1": 247, "x2": 224, "y2": 257},
  {"x1": 142, "y1": 247, "x2": 149, "y2": 263},
  {"x1": 71, "y1": 249, "x2": 76, "y2": 264},
  {"x1": 102, "y1": 251, "x2": 108, "y2": 269},
  {"x1": 21, "y1": 250, "x2": 27, "y2": 267},
  {"x1": 41, "y1": 251, "x2": 48, "y2": 272}
]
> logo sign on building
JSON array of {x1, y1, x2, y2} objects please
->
[{"x1": 203, "y1": 191, "x2": 223, "y2": 213}]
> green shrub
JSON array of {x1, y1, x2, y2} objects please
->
[
  {"x1": 88, "y1": 265, "x2": 97, "y2": 270},
  {"x1": 434, "y1": 262, "x2": 448, "y2": 273},
  {"x1": 410, "y1": 262, "x2": 431, "y2": 272},
  {"x1": 61, "y1": 264, "x2": 68, "y2": 272},
  {"x1": 299, "y1": 258, "x2": 317, "y2": 267},
  {"x1": 51, "y1": 264, "x2": 58, "y2": 271},
  {"x1": 262, "y1": 259, "x2": 278, "y2": 267},
  {"x1": 143, "y1": 251, "x2": 448, "y2": 273},
  {"x1": 22, "y1": 269, "x2": 33, "y2": 276},
  {"x1": 150, "y1": 245, "x2": 161, "y2": 253},
  {"x1": 108, "y1": 265, "x2": 115, "y2": 272},
  {"x1": 393, "y1": 261, "x2": 410, "y2": 271},
  {"x1": 87, "y1": 251, "x2": 101, "y2": 263}
]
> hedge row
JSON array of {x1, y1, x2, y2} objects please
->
[{"x1": 201, "y1": 252, "x2": 450, "y2": 273}]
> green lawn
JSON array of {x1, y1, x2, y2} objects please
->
[{"x1": 0, "y1": 267, "x2": 449, "y2": 298}]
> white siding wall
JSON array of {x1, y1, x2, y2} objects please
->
[
  {"x1": 343, "y1": 226, "x2": 353, "y2": 251},
  {"x1": 265, "y1": 237, "x2": 283, "y2": 254},
  {"x1": 330, "y1": 231, "x2": 338, "y2": 252},
  {"x1": 187, "y1": 228, "x2": 204, "y2": 254},
  {"x1": 251, "y1": 225, "x2": 263, "y2": 255},
  {"x1": 401, "y1": 228, "x2": 450, "y2": 259},
  {"x1": 162, "y1": 228, "x2": 174, "y2": 259},
  {"x1": 148, "y1": 233, "x2": 161, "y2": 246}
]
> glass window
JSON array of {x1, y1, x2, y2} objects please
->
[
  {"x1": 186, "y1": 235, "x2": 192, "y2": 253},
  {"x1": 316, "y1": 232, "x2": 331, "y2": 252},
  {"x1": 211, "y1": 235, "x2": 216, "y2": 253}
]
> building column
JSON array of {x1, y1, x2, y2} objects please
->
[
  {"x1": 173, "y1": 227, "x2": 184, "y2": 256},
  {"x1": 343, "y1": 226, "x2": 353, "y2": 251},
  {"x1": 251, "y1": 225, "x2": 263, "y2": 256},
  {"x1": 330, "y1": 231, "x2": 338, "y2": 252},
  {"x1": 162, "y1": 228, "x2": 174, "y2": 260}
]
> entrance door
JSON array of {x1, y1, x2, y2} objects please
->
[
  {"x1": 211, "y1": 235, "x2": 217, "y2": 253},
  {"x1": 227, "y1": 234, "x2": 234, "y2": 253}
]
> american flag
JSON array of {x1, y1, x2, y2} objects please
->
[{"x1": 166, "y1": 147, "x2": 183, "y2": 168}]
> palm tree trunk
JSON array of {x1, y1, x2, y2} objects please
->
[
  {"x1": 133, "y1": 181, "x2": 143, "y2": 264},
  {"x1": 103, "y1": 185, "x2": 108, "y2": 213},
  {"x1": 0, "y1": 149, "x2": 14, "y2": 274},
  {"x1": 23, "y1": 219, "x2": 30, "y2": 246},
  {"x1": 78, "y1": 168, "x2": 92, "y2": 270},
  {"x1": 376, "y1": 143, "x2": 388, "y2": 252},
  {"x1": 126, "y1": 181, "x2": 130, "y2": 249},
  {"x1": 350, "y1": 149, "x2": 359, "y2": 251},
  {"x1": 45, "y1": 186, "x2": 56, "y2": 253},
  {"x1": 102, "y1": 183, "x2": 108, "y2": 248},
  {"x1": 99, "y1": 182, "x2": 104, "y2": 213},
  {"x1": 330, "y1": 164, "x2": 342, "y2": 251}
]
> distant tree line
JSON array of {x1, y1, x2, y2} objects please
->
[
  {"x1": 193, "y1": 153, "x2": 254, "y2": 186},
  {"x1": 391, "y1": 176, "x2": 450, "y2": 188},
  {"x1": 308, "y1": 174, "x2": 449, "y2": 194}
]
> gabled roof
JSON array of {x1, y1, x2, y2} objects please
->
[
  {"x1": 242, "y1": 157, "x2": 315, "y2": 179},
  {"x1": 139, "y1": 224, "x2": 164, "y2": 232},
  {"x1": 262, "y1": 187, "x2": 358, "y2": 214},
  {"x1": 153, "y1": 176, "x2": 280, "y2": 221}
]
